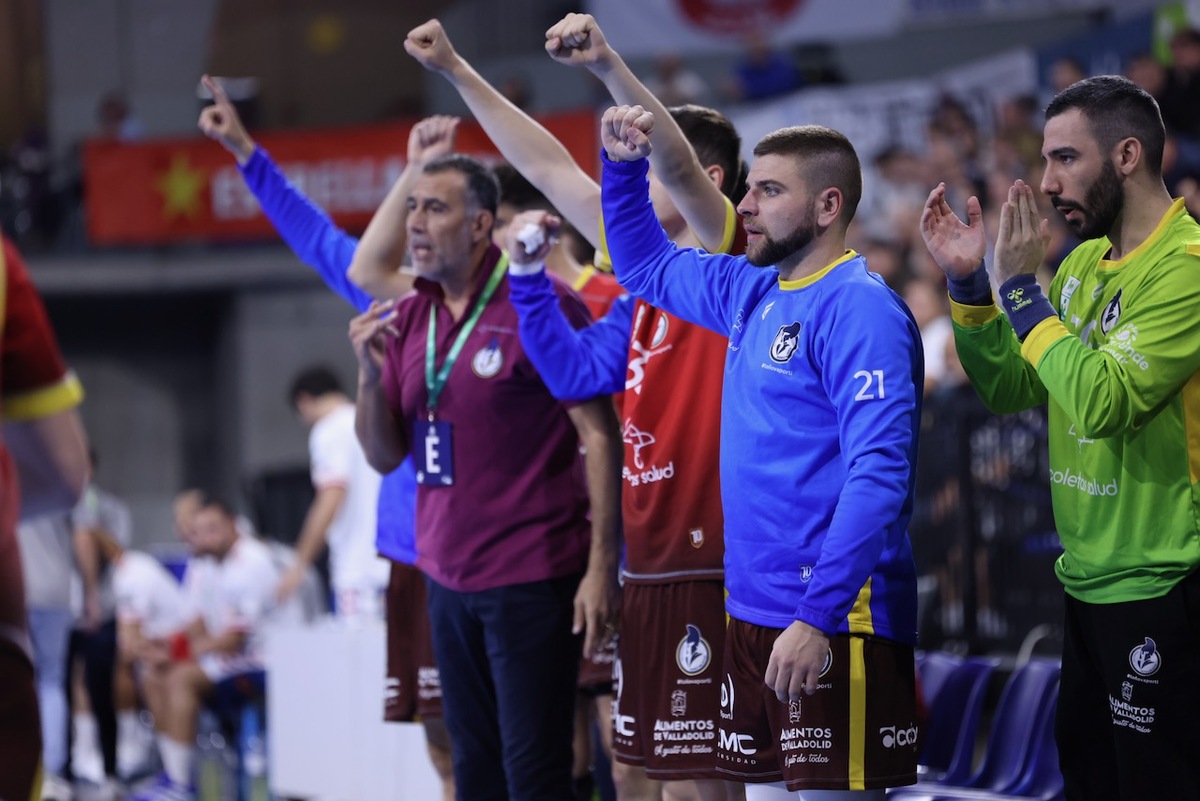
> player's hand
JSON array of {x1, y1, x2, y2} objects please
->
[
  {"x1": 601, "y1": 105, "x2": 654, "y2": 162},
  {"x1": 407, "y1": 115, "x2": 459, "y2": 168},
  {"x1": 404, "y1": 19, "x2": 462, "y2": 75},
  {"x1": 198, "y1": 75, "x2": 255, "y2": 165},
  {"x1": 545, "y1": 13, "x2": 615, "y2": 72},
  {"x1": 992, "y1": 179, "x2": 1050, "y2": 284},
  {"x1": 349, "y1": 300, "x2": 397, "y2": 384},
  {"x1": 505, "y1": 210, "x2": 560, "y2": 267},
  {"x1": 573, "y1": 563, "x2": 621, "y2": 657},
  {"x1": 764, "y1": 620, "x2": 830, "y2": 702},
  {"x1": 919, "y1": 182, "x2": 987, "y2": 279}
]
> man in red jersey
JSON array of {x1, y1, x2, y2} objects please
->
[{"x1": 0, "y1": 234, "x2": 89, "y2": 801}]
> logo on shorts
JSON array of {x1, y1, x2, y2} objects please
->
[
  {"x1": 770, "y1": 321, "x2": 802, "y2": 364},
  {"x1": 788, "y1": 699, "x2": 801, "y2": 723},
  {"x1": 721, "y1": 673, "x2": 735, "y2": 718},
  {"x1": 1121, "y1": 681, "x2": 1133, "y2": 702},
  {"x1": 880, "y1": 724, "x2": 919, "y2": 749},
  {"x1": 676, "y1": 625, "x2": 712, "y2": 676},
  {"x1": 819, "y1": 647, "x2": 833, "y2": 678},
  {"x1": 651, "y1": 314, "x2": 670, "y2": 348},
  {"x1": 1129, "y1": 637, "x2": 1161, "y2": 677},
  {"x1": 613, "y1": 658, "x2": 636, "y2": 738},
  {"x1": 690, "y1": 528, "x2": 704, "y2": 548},
  {"x1": 799, "y1": 565, "x2": 814, "y2": 583},
  {"x1": 471, "y1": 339, "x2": 504, "y2": 378},
  {"x1": 671, "y1": 690, "x2": 687, "y2": 717}
]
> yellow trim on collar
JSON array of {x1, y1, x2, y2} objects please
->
[
  {"x1": 778, "y1": 250, "x2": 858, "y2": 291},
  {"x1": 1021, "y1": 316, "x2": 1070, "y2": 368},
  {"x1": 949, "y1": 298, "x2": 999, "y2": 327},
  {"x1": 1097, "y1": 198, "x2": 1186, "y2": 271},
  {"x1": 571, "y1": 265, "x2": 596, "y2": 293}
]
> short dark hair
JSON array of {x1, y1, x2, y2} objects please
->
[
  {"x1": 424, "y1": 154, "x2": 500, "y2": 215},
  {"x1": 752, "y1": 125, "x2": 863, "y2": 224},
  {"x1": 193, "y1": 490, "x2": 237, "y2": 520},
  {"x1": 669, "y1": 105, "x2": 745, "y2": 202},
  {"x1": 492, "y1": 163, "x2": 559, "y2": 215},
  {"x1": 1046, "y1": 75, "x2": 1166, "y2": 175},
  {"x1": 289, "y1": 366, "x2": 343, "y2": 405}
]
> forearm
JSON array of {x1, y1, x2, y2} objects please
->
[
  {"x1": 192, "y1": 628, "x2": 247, "y2": 657},
  {"x1": 354, "y1": 374, "x2": 407, "y2": 474},
  {"x1": 573, "y1": 400, "x2": 623, "y2": 578},
  {"x1": 951, "y1": 301, "x2": 1047, "y2": 414},
  {"x1": 291, "y1": 486, "x2": 345, "y2": 569},
  {"x1": 510, "y1": 272, "x2": 629, "y2": 399},
  {"x1": 593, "y1": 57, "x2": 729, "y2": 248},
  {"x1": 347, "y1": 164, "x2": 421, "y2": 299},
  {"x1": 443, "y1": 59, "x2": 601, "y2": 246},
  {"x1": 72, "y1": 525, "x2": 102, "y2": 598},
  {"x1": 4, "y1": 407, "x2": 90, "y2": 519}
]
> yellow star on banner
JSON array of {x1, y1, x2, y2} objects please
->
[{"x1": 156, "y1": 154, "x2": 207, "y2": 220}]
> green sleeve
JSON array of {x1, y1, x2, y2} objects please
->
[
  {"x1": 951, "y1": 299, "x2": 1048, "y2": 414},
  {"x1": 1023, "y1": 254, "x2": 1200, "y2": 438}
]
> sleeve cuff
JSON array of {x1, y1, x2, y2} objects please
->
[
  {"x1": 998, "y1": 274, "x2": 1056, "y2": 341},
  {"x1": 946, "y1": 264, "x2": 992, "y2": 306},
  {"x1": 601, "y1": 150, "x2": 651, "y2": 177},
  {"x1": 3, "y1": 371, "x2": 84, "y2": 421},
  {"x1": 1020, "y1": 316, "x2": 1070, "y2": 368},
  {"x1": 950, "y1": 298, "x2": 1000, "y2": 328},
  {"x1": 507, "y1": 258, "x2": 546, "y2": 277}
]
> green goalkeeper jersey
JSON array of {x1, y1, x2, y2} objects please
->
[{"x1": 951, "y1": 198, "x2": 1200, "y2": 604}]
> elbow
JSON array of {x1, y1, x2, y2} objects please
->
[{"x1": 364, "y1": 447, "x2": 402, "y2": 476}]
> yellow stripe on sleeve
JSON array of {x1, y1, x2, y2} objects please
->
[
  {"x1": 1020, "y1": 316, "x2": 1071, "y2": 368},
  {"x1": 1183, "y1": 373, "x2": 1200, "y2": 485},
  {"x1": 949, "y1": 298, "x2": 999, "y2": 327},
  {"x1": 3, "y1": 371, "x2": 84, "y2": 422}
]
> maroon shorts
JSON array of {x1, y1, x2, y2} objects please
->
[
  {"x1": 612, "y1": 580, "x2": 726, "y2": 780},
  {"x1": 0, "y1": 636, "x2": 40, "y2": 801},
  {"x1": 384, "y1": 561, "x2": 442, "y2": 722},
  {"x1": 717, "y1": 618, "x2": 918, "y2": 791},
  {"x1": 579, "y1": 635, "x2": 617, "y2": 694}
]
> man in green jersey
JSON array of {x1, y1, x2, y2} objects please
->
[{"x1": 921, "y1": 75, "x2": 1200, "y2": 800}]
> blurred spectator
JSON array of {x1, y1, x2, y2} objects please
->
[
  {"x1": 642, "y1": 53, "x2": 711, "y2": 107},
  {"x1": 95, "y1": 91, "x2": 144, "y2": 141},
  {"x1": 1048, "y1": 55, "x2": 1088, "y2": 95},
  {"x1": 859, "y1": 238, "x2": 908, "y2": 290},
  {"x1": 1159, "y1": 28, "x2": 1200, "y2": 140},
  {"x1": 859, "y1": 144, "x2": 929, "y2": 248},
  {"x1": 902, "y1": 276, "x2": 953, "y2": 395},
  {"x1": 720, "y1": 32, "x2": 803, "y2": 103},
  {"x1": 993, "y1": 94, "x2": 1043, "y2": 176},
  {"x1": 5, "y1": 127, "x2": 58, "y2": 248}
]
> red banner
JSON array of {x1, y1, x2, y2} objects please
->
[{"x1": 83, "y1": 111, "x2": 600, "y2": 246}]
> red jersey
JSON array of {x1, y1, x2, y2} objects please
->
[
  {"x1": 572, "y1": 266, "x2": 625, "y2": 320},
  {"x1": 0, "y1": 236, "x2": 84, "y2": 639},
  {"x1": 615, "y1": 204, "x2": 746, "y2": 583}
]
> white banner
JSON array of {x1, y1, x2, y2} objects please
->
[{"x1": 584, "y1": 0, "x2": 907, "y2": 58}]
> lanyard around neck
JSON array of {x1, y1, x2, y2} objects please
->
[{"x1": 425, "y1": 252, "x2": 509, "y2": 415}]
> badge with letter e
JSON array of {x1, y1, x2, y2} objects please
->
[{"x1": 415, "y1": 419, "x2": 454, "y2": 486}]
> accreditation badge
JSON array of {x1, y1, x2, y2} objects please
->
[{"x1": 414, "y1": 419, "x2": 454, "y2": 487}]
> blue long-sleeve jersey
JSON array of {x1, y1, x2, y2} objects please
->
[
  {"x1": 507, "y1": 272, "x2": 631, "y2": 400},
  {"x1": 601, "y1": 154, "x2": 921, "y2": 643},
  {"x1": 240, "y1": 147, "x2": 417, "y2": 565}
]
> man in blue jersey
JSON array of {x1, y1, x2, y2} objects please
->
[
  {"x1": 197, "y1": 77, "x2": 455, "y2": 800},
  {"x1": 587, "y1": 105, "x2": 923, "y2": 799}
]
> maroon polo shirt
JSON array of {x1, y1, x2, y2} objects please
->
[{"x1": 381, "y1": 244, "x2": 594, "y2": 593}]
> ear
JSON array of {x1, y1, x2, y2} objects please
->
[
  {"x1": 1114, "y1": 136, "x2": 1141, "y2": 177},
  {"x1": 704, "y1": 163, "x2": 724, "y2": 190},
  {"x1": 815, "y1": 187, "x2": 843, "y2": 228},
  {"x1": 471, "y1": 208, "x2": 495, "y2": 243}
]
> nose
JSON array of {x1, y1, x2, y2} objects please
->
[
  {"x1": 1040, "y1": 165, "x2": 1059, "y2": 197},
  {"x1": 736, "y1": 193, "x2": 755, "y2": 217}
]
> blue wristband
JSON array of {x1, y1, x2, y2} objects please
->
[
  {"x1": 998, "y1": 274, "x2": 1056, "y2": 341},
  {"x1": 946, "y1": 264, "x2": 992, "y2": 306}
]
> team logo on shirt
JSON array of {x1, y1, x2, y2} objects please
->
[
  {"x1": 471, "y1": 339, "x2": 504, "y2": 378},
  {"x1": 676, "y1": 624, "x2": 712, "y2": 676},
  {"x1": 623, "y1": 420, "x2": 656, "y2": 469},
  {"x1": 1129, "y1": 637, "x2": 1162, "y2": 677},
  {"x1": 1100, "y1": 288, "x2": 1123, "y2": 335},
  {"x1": 689, "y1": 528, "x2": 704, "y2": 548},
  {"x1": 799, "y1": 565, "x2": 814, "y2": 583},
  {"x1": 651, "y1": 314, "x2": 670, "y2": 348},
  {"x1": 770, "y1": 322, "x2": 802, "y2": 364},
  {"x1": 1059, "y1": 276, "x2": 1081, "y2": 318}
]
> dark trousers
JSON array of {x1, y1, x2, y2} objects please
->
[
  {"x1": 68, "y1": 619, "x2": 118, "y2": 777},
  {"x1": 1057, "y1": 569, "x2": 1200, "y2": 801},
  {"x1": 427, "y1": 573, "x2": 582, "y2": 801}
]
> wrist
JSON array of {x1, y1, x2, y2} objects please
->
[
  {"x1": 234, "y1": 139, "x2": 255, "y2": 166},
  {"x1": 508, "y1": 258, "x2": 546, "y2": 277},
  {"x1": 945, "y1": 261, "x2": 992, "y2": 306},
  {"x1": 998, "y1": 273, "x2": 1055, "y2": 341}
]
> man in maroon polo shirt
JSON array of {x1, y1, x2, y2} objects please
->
[{"x1": 349, "y1": 153, "x2": 622, "y2": 801}]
